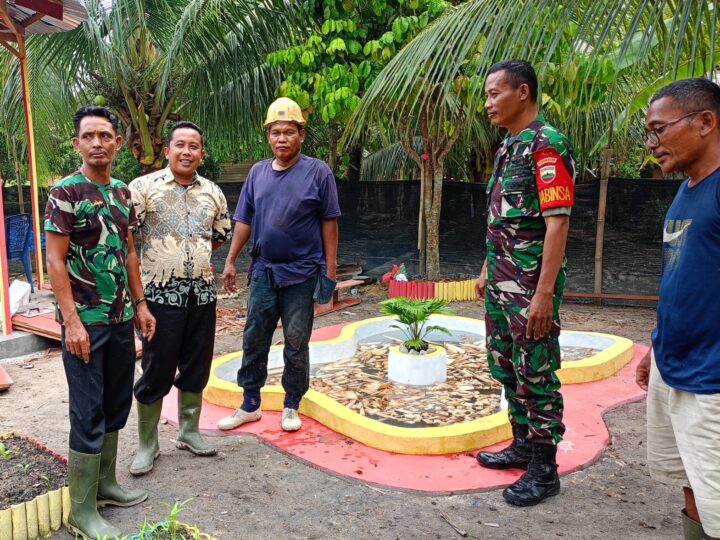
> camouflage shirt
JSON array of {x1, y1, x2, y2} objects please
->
[
  {"x1": 128, "y1": 168, "x2": 231, "y2": 307},
  {"x1": 44, "y1": 173, "x2": 138, "y2": 325},
  {"x1": 486, "y1": 115, "x2": 576, "y2": 295}
]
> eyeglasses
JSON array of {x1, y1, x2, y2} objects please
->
[{"x1": 645, "y1": 111, "x2": 704, "y2": 145}]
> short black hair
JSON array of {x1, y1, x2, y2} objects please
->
[
  {"x1": 166, "y1": 121, "x2": 205, "y2": 148},
  {"x1": 650, "y1": 78, "x2": 720, "y2": 118},
  {"x1": 73, "y1": 106, "x2": 119, "y2": 136},
  {"x1": 487, "y1": 59, "x2": 538, "y2": 102}
]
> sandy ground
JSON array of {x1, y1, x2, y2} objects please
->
[{"x1": 0, "y1": 284, "x2": 682, "y2": 540}]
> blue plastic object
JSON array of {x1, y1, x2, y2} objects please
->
[{"x1": 5, "y1": 213, "x2": 40, "y2": 292}]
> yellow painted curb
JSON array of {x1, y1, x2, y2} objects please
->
[
  {"x1": 0, "y1": 508, "x2": 12, "y2": 540},
  {"x1": 557, "y1": 333, "x2": 635, "y2": 384},
  {"x1": 48, "y1": 488, "x2": 61, "y2": 532},
  {"x1": 11, "y1": 504, "x2": 27, "y2": 540},
  {"x1": 34, "y1": 494, "x2": 49, "y2": 538},
  {"x1": 60, "y1": 487, "x2": 69, "y2": 526},
  {"x1": 205, "y1": 324, "x2": 633, "y2": 455},
  {"x1": 23, "y1": 501, "x2": 37, "y2": 540}
]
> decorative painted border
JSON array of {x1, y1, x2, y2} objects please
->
[
  {"x1": 204, "y1": 317, "x2": 634, "y2": 455},
  {"x1": 388, "y1": 278, "x2": 477, "y2": 302},
  {"x1": 0, "y1": 432, "x2": 69, "y2": 540}
]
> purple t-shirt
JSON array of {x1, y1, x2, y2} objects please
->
[{"x1": 234, "y1": 154, "x2": 341, "y2": 287}]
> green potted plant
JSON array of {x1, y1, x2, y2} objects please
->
[
  {"x1": 378, "y1": 297, "x2": 452, "y2": 352},
  {"x1": 378, "y1": 297, "x2": 453, "y2": 385}
]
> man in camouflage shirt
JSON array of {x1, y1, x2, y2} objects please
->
[
  {"x1": 45, "y1": 106, "x2": 156, "y2": 539},
  {"x1": 474, "y1": 60, "x2": 575, "y2": 506}
]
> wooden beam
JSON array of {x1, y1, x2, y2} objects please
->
[
  {"x1": 565, "y1": 291, "x2": 658, "y2": 302},
  {"x1": 0, "y1": 37, "x2": 19, "y2": 57},
  {"x1": 20, "y1": 12, "x2": 44, "y2": 28},
  {"x1": 0, "y1": 31, "x2": 16, "y2": 41},
  {"x1": 0, "y1": 5, "x2": 21, "y2": 37}
]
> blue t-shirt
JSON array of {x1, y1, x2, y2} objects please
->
[
  {"x1": 234, "y1": 154, "x2": 341, "y2": 287},
  {"x1": 652, "y1": 167, "x2": 720, "y2": 393}
]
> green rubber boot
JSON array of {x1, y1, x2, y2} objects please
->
[
  {"x1": 66, "y1": 449, "x2": 122, "y2": 540},
  {"x1": 176, "y1": 391, "x2": 217, "y2": 456},
  {"x1": 682, "y1": 510, "x2": 709, "y2": 540},
  {"x1": 97, "y1": 431, "x2": 147, "y2": 507},
  {"x1": 129, "y1": 400, "x2": 162, "y2": 476}
]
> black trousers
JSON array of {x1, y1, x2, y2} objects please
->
[
  {"x1": 62, "y1": 320, "x2": 135, "y2": 454},
  {"x1": 134, "y1": 299, "x2": 217, "y2": 404}
]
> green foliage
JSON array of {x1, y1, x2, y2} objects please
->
[
  {"x1": 345, "y1": 0, "x2": 720, "y2": 173},
  {"x1": 5, "y1": 0, "x2": 301, "y2": 174},
  {"x1": 266, "y1": 0, "x2": 449, "y2": 169},
  {"x1": 197, "y1": 151, "x2": 222, "y2": 183},
  {"x1": 0, "y1": 442, "x2": 10, "y2": 459},
  {"x1": 0, "y1": 136, "x2": 17, "y2": 186},
  {"x1": 130, "y1": 498, "x2": 200, "y2": 540},
  {"x1": 614, "y1": 143, "x2": 646, "y2": 178},
  {"x1": 379, "y1": 296, "x2": 452, "y2": 351},
  {"x1": 113, "y1": 146, "x2": 144, "y2": 183}
]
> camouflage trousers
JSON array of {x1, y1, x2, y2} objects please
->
[{"x1": 484, "y1": 288, "x2": 565, "y2": 445}]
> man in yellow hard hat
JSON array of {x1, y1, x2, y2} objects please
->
[{"x1": 218, "y1": 97, "x2": 340, "y2": 432}]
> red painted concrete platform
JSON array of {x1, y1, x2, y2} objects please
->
[{"x1": 162, "y1": 340, "x2": 649, "y2": 494}]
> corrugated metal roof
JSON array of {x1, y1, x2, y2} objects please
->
[{"x1": 5, "y1": 0, "x2": 87, "y2": 35}]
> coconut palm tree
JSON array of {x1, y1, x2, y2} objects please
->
[
  {"x1": 1, "y1": 0, "x2": 301, "y2": 174},
  {"x1": 342, "y1": 0, "x2": 720, "y2": 280}
]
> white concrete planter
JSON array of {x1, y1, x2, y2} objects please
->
[{"x1": 387, "y1": 345, "x2": 447, "y2": 385}]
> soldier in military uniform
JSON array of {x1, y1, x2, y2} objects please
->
[
  {"x1": 45, "y1": 106, "x2": 156, "y2": 539},
  {"x1": 474, "y1": 60, "x2": 575, "y2": 506}
]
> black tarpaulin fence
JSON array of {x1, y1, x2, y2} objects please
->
[{"x1": 3, "y1": 177, "x2": 681, "y2": 301}]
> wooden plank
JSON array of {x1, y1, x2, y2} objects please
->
[
  {"x1": 12, "y1": 312, "x2": 143, "y2": 357},
  {"x1": 565, "y1": 291, "x2": 658, "y2": 301},
  {"x1": 20, "y1": 12, "x2": 44, "y2": 28}
]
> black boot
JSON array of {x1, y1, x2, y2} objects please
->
[
  {"x1": 502, "y1": 442, "x2": 560, "y2": 506},
  {"x1": 477, "y1": 425, "x2": 532, "y2": 470}
]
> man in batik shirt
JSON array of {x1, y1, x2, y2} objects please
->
[
  {"x1": 128, "y1": 121, "x2": 230, "y2": 476},
  {"x1": 45, "y1": 106, "x2": 155, "y2": 539},
  {"x1": 474, "y1": 60, "x2": 575, "y2": 507}
]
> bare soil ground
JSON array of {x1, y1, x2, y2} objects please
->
[
  {"x1": 0, "y1": 434, "x2": 67, "y2": 508},
  {"x1": 0, "y1": 284, "x2": 680, "y2": 539}
]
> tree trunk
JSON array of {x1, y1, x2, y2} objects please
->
[
  {"x1": 424, "y1": 163, "x2": 443, "y2": 280},
  {"x1": 128, "y1": 126, "x2": 165, "y2": 174},
  {"x1": 594, "y1": 126, "x2": 614, "y2": 305},
  {"x1": 327, "y1": 123, "x2": 338, "y2": 174},
  {"x1": 345, "y1": 143, "x2": 362, "y2": 181}
]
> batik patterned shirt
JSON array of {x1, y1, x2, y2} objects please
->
[
  {"x1": 486, "y1": 115, "x2": 576, "y2": 295},
  {"x1": 44, "y1": 173, "x2": 138, "y2": 325},
  {"x1": 128, "y1": 168, "x2": 231, "y2": 307}
]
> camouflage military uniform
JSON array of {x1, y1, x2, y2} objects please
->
[
  {"x1": 44, "y1": 172, "x2": 139, "y2": 454},
  {"x1": 485, "y1": 115, "x2": 575, "y2": 446},
  {"x1": 44, "y1": 173, "x2": 137, "y2": 325}
]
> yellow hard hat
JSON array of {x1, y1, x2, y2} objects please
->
[{"x1": 264, "y1": 97, "x2": 306, "y2": 128}]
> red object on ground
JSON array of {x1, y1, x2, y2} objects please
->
[
  {"x1": 387, "y1": 279, "x2": 436, "y2": 300},
  {"x1": 0, "y1": 365, "x2": 13, "y2": 391},
  {"x1": 163, "y1": 321, "x2": 649, "y2": 493}
]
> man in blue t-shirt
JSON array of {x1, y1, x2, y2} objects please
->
[
  {"x1": 218, "y1": 97, "x2": 340, "y2": 433},
  {"x1": 636, "y1": 78, "x2": 720, "y2": 540}
]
